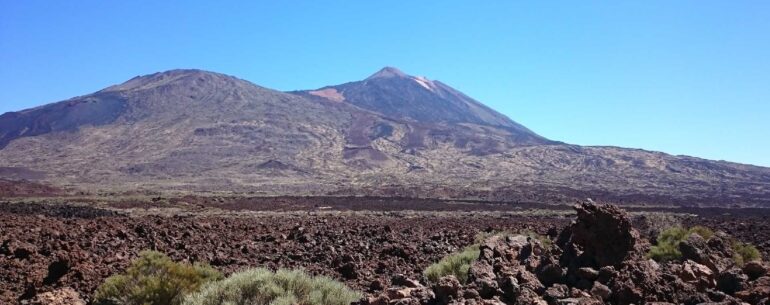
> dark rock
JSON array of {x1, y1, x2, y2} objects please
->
[
  {"x1": 538, "y1": 263, "x2": 566, "y2": 286},
  {"x1": 590, "y1": 282, "x2": 611, "y2": 301},
  {"x1": 338, "y1": 262, "x2": 358, "y2": 279},
  {"x1": 370, "y1": 278, "x2": 385, "y2": 291},
  {"x1": 435, "y1": 276, "x2": 461, "y2": 303},
  {"x1": 517, "y1": 288, "x2": 548, "y2": 305},
  {"x1": 743, "y1": 261, "x2": 768, "y2": 280},
  {"x1": 462, "y1": 288, "x2": 480, "y2": 300},
  {"x1": 577, "y1": 267, "x2": 599, "y2": 281},
  {"x1": 392, "y1": 274, "x2": 421, "y2": 288},
  {"x1": 543, "y1": 284, "x2": 569, "y2": 305},
  {"x1": 517, "y1": 270, "x2": 545, "y2": 294},
  {"x1": 42, "y1": 259, "x2": 70, "y2": 285},
  {"x1": 499, "y1": 276, "x2": 520, "y2": 300},
  {"x1": 557, "y1": 203, "x2": 646, "y2": 268},
  {"x1": 597, "y1": 266, "x2": 616, "y2": 284},
  {"x1": 716, "y1": 269, "x2": 748, "y2": 294},
  {"x1": 735, "y1": 276, "x2": 770, "y2": 304},
  {"x1": 679, "y1": 234, "x2": 709, "y2": 264}
]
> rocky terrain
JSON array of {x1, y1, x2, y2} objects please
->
[
  {"x1": 1, "y1": 199, "x2": 768, "y2": 304},
  {"x1": 359, "y1": 203, "x2": 770, "y2": 305},
  {"x1": 0, "y1": 200, "x2": 565, "y2": 304},
  {"x1": 0, "y1": 68, "x2": 769, "y2": 206}
]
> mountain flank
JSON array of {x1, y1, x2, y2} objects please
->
[{"x1": 0, "y1": 68, "x2": 768, "y2": 206}]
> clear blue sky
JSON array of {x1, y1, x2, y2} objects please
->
[{"x1": 1, "y1": 1, "x2": 769, "y2": 166}]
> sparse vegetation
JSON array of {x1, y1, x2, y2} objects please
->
[
  {"x1": 424, "y1": 245, "x2": 480, "y2": 284},
  {"x1": 427, "y1": 229, "x2": 554, "y2": 284},
  {"x1": 648, "y1": 227, "x2": 688, "y2": 262},
  {"x1": 93, "y1": 250, "x2": 222, "y2": 305},
  {"x1": 647, "y1": 226, "x2": 714, "y2": 262},
  {"x1": 648, "y1": 225, "x2": 761, "y2": 267},
  {"x1": 732, "y1": 240, "x2": 761, "y2": 267},
  {"x1": 687, "y1": 225, "x2": 714, "y2": 240},
  {"x1": 182, "y1": 268, "x2": 362, "y2": 305}
]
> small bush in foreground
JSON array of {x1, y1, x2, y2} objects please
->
[
  {"x1": 688, "y1": 225, "x2": 715, "y2": 240},
  {"x1": 183, "y1": 268, "x2": 362, "y2": 305},
  {"x1": 424, "y1": 245, "x2": 480, "y2": 284},
  {"x1": 647, "y1": 226, "x2": 715, "y2": 262},
  {"x1": 94, "y1": 250, "x2": 222, "y2": 305},
  {"x1": 648, "y1": 227, "x2": 687, "y2": 262},
  {"x1": 732, "y1": 241, "x2": 761, "y2": 267},
  {"x1": 648, "y1": 225, "x2": 761, "y2": 266}
]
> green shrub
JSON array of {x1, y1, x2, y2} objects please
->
[
  {"x1": 648, "y1": 225, "x2": 761, "y2": 266},
  {"x1": 688, "y1": 226, "x2": 715, "y2": 240},
  {"x1": 732, "y1": 241, "x2": 761, "y2": 267},
  {"x1": 182, "y1": 268, "x2": 362, "y2": 305},
  {"x1": 424, "y1": 245, "x2": 480, "y2": 284},
  {"x1": 648, "y1": 227, "x2": 686, "y2": 262},
  {"x1": 94, "y1": 250, "x2": 222, "y2": 305}
]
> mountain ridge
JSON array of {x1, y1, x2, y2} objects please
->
[{"x1": 0, "y1": 67, "x2": 768, "y2": 206}]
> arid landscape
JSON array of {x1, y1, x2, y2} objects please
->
[
  {"x1": 1, "y1": 195, "x2": 769, "y2": 304},
  {"x1": 1, "y1": 68, "x2": 769, "y2": 207},
  {"x1": 1, "y1": 67, "x2": 769, "y2": 304},
  {"x1": 3, "y1": 3, "x2": 770, "y2": 303}
]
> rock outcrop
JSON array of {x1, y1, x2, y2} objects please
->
[{"x1": 358, "y1": 202, "x2": 769, "y2": 305}]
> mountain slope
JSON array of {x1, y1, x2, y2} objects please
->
[
  {"x1": 0, "y1": 68, "x2": 768, "y2": 206},
  {"x1": 295, "y1": 67, "x2": 548, "y2": 144}
]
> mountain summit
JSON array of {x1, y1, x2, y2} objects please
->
[
  {"x1": 366, "y1": 66, "x2": 409, "y2": 80},
  {"x1": 298, "y1": 67, "x2": 545, "y2": 143},
  {"x1": 0, "y1": 68, "x2": 769, "y2": 206}
]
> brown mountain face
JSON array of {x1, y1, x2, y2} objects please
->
[
  {"x1": 0, "y1": 68, "x2": 769, "y2": 206},
  {"x1": 296, "y1": 67, "x2": 544, "y2": 141}
]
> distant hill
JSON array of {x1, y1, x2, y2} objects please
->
[{"x1": 0, "y1": 68, "x2": 768, "y2": 206}]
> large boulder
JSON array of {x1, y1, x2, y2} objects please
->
[
  {"x1": 557, "y1": 203, "x2": 646, "y2": 269},
  {"x1": 679, "y1": 232, "x2": 736, "y2": 274}
]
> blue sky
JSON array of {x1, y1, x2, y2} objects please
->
[{"x1": 1, "y1": 1, "x2": 769, "y2": 166}]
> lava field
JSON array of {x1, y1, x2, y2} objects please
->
[{"x1": 1, "y1": 200, "x2": 769, "y2": 304}]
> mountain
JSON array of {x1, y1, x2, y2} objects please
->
[
  {"x1": 294, "y1": 67, "x2": 546, "y2": 144},
  {"x1": 0, "y1": 68, "x2": 769, "y2": 206}
]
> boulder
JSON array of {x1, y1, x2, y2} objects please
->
[
  {"x1": 577, "y1": 267, "x2": 599, "y2": 281},
  {"x1": 434, "y1": 276, "x2": 461, "y2": 303},
  {"x1": 544, "y1": 284, "x2": 569, "y2": 304},
  {"x1": 743, "y1": 261, "x2": 768, "y2": 280},
  {"x1": 734, "y1": 276, "x2": 770, "y2": 303},
  {"x1": 716, "y1": 268, "x2": 748, "y2": 295},
  {"x1": 679, "y1": 260, "x2": 716, "y2": 291},
  {"x1": 679, "y1": 234, "x2": 709, "y2": 263},
  {"x1": 557, "y1": 203, "x2": 646, "y2": 269},
  {"x1": 590, "y1": 282, "x2": 611, "y2": 301}
]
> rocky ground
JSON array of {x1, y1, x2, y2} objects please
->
[
  {"x1": 0, "y1": 199, "x2": 768, "y2": 305},
  {"x1": 360, "y1": 204, "x2": 770, "y2": 305},
  {"x1": 0, "y1": 201, "x2": 566, "y2": 304}
]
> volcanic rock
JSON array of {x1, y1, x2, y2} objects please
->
[
  {"x1": 557, "y1": 203, "x2": 646, "y2": 269},
  {"x1": 27, "y1": 288, "x2": 85, "y2": 305}
]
